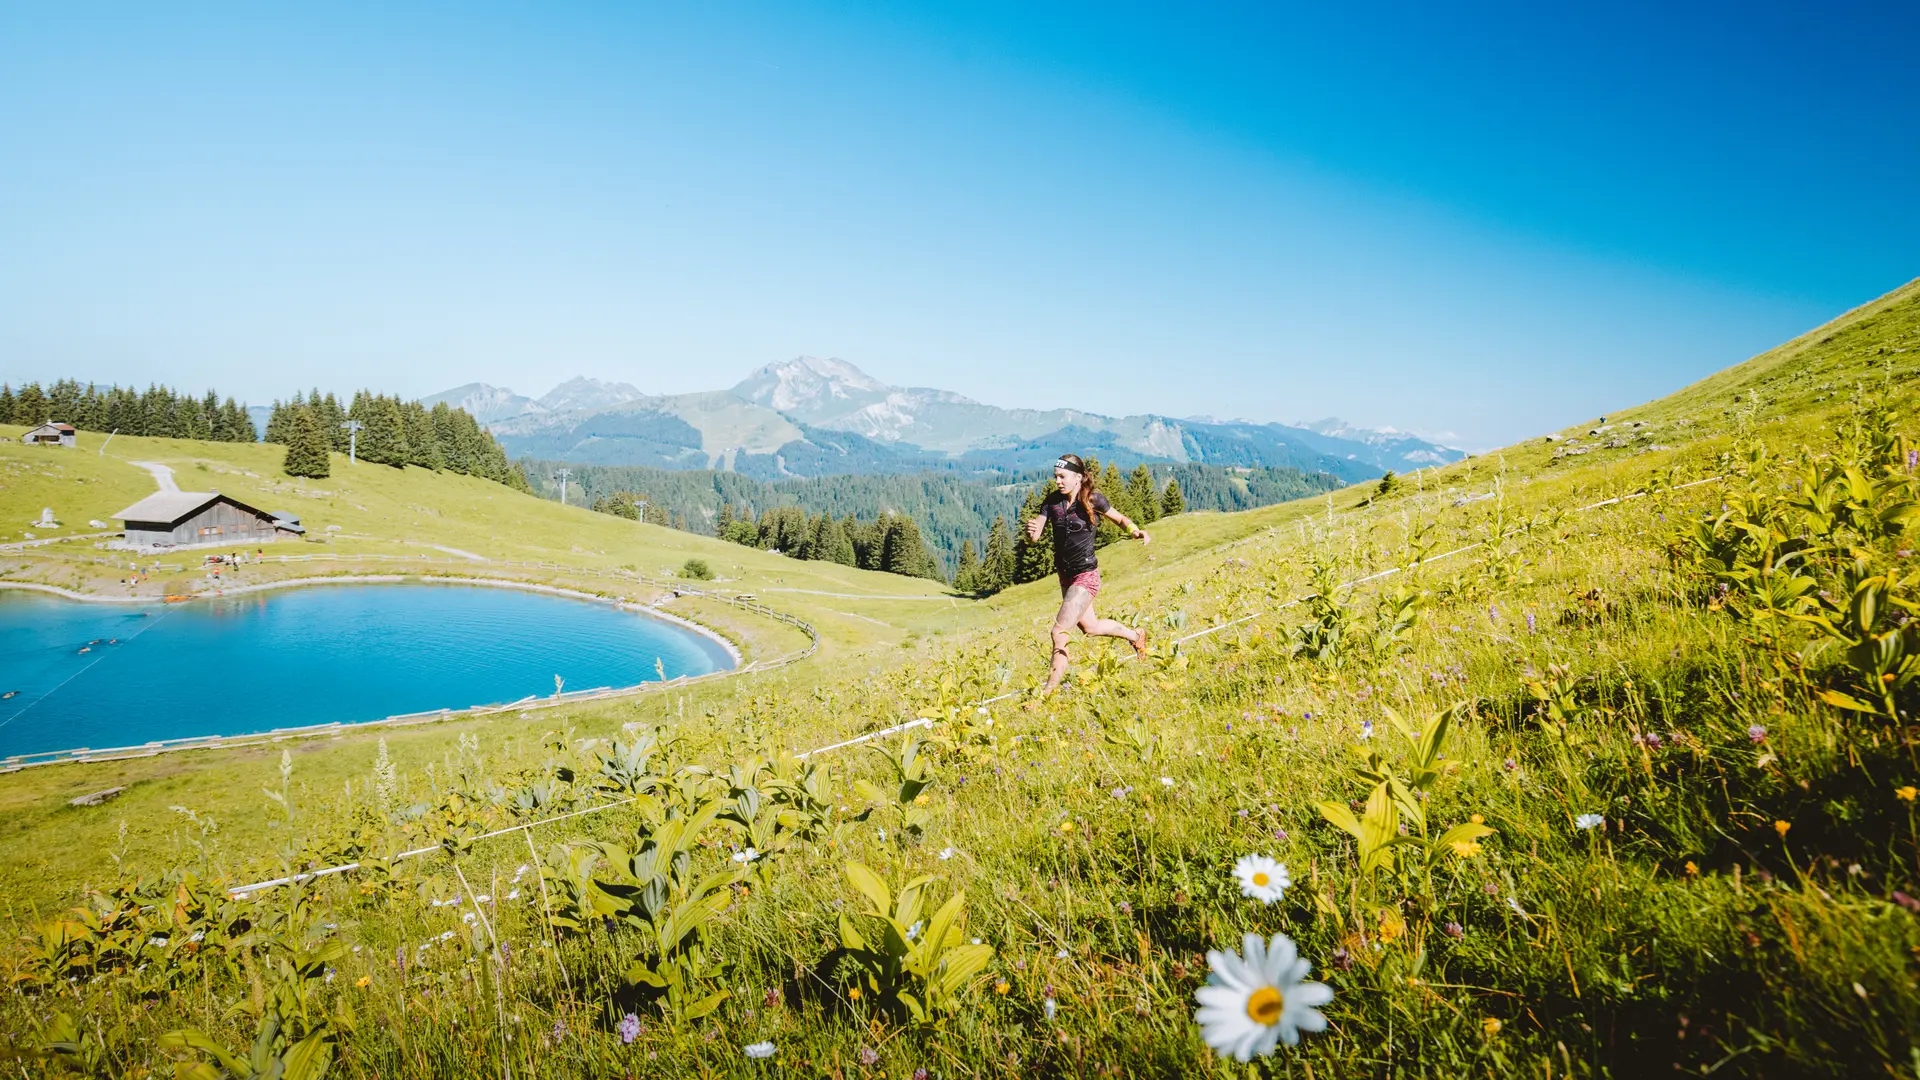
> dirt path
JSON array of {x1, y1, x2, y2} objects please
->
[{"x1": 130, "y1": 461, "x2": 179, "y2": 492}]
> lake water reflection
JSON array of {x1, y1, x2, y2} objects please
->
[{"x1": 0, "y1": 583, "x2": 732, "y2": 757}]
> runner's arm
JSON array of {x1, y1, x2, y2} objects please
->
[{"x1": 1101, "y1": 506, "x2": 1150, "y2": 544}]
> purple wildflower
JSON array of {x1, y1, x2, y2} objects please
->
[
  {"x1": 1907, "y1": 448, "x2": 1918, "y2": 473},
  {"x1": 618, "y1": 1012, "x2": 641, "y2": 1044},
  {"x1": 859, "y1": 1047, "x2": 880, "y2": 1066},
  {"x1": 1274, "y1": 828, "x2": 1289, "y2": 842},
  {"x1": 1488, "y1": 604, "x2": 1500, "y2": 623},
  {"x1": 1525, "y1": 611, "x2": 1537, "y2": 634},
  {"x1": 1894, "y1": 891, "x2": 1920, "y2": 915},
  {"x1": 1330, "y1": 946, "x2": 1353, "y2": 971},
  {"x1": 1748, "y1": 724, "x2": 1767, "y2": 743},
  {"x1": 1443, "y1": 921, "x2": 1464, "y2": 939},
  {"x1": 1646, "y1": 732, "x2": 1663, "y2": 749}
]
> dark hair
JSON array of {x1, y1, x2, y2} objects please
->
[{"x1": 1056, "y1": 454, "x2": 1097, "y2": 520}]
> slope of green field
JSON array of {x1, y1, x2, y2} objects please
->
[{"x1": 1, "y1": 278, "x2": 1917, "y2": 1077}]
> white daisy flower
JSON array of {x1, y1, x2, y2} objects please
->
[
  {"x1": 938, "y1": 847, "x2": 957, "y2": 861},
  {"x1": 1574, "y1": 813, "x2": 1604, "y2": 831},
  {"x1": 1160, "y1": 777, "x2": 1176, "y2": 787},
  {"x1": 1193, "y1": 932, "x2": 1334, "y2": 1061},
  {"x1": 743, "y1": 1041, "x2": 776, "y2": 1059},
  {"x1": 1232, "y1": 855, "x2": 1290, "y2": 904},
  {"x1": 732, "y1": 847, "x2": 761, "y2": 864}
]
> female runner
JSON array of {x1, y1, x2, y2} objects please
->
[{"x1": 1026, "y1": 454, "x2": 1150, "y2": 696}]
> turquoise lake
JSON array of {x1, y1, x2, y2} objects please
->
[{"x1": 0, "y1": 583, "x2": 733, "y2": 758}]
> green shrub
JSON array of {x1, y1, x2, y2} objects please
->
[{"x1": 679, "y1": 557, "x2": 713, "y2": 580}]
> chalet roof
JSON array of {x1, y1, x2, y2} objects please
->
[
  {"x1": 113, "y1": 491, "x2": 274, "y2": 527},
  {"x1": 113, "y1": 492, "x2": 222, "y2": 524},
  {"x1": 25, "y1": 422, "x2": 76, "y2": 434}
]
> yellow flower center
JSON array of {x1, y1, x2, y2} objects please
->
[
  {"x1": 1245, "y1": 986, "x2": 1284, "y2": 1026},
  {"x1": 1251, "y1": 872, "x2": 1270, "y2": 887}
]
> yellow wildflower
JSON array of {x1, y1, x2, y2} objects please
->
[
  {"x1": 913, "y1": 794, "x2": 929, "y2": 806},
  {"x1": 354, "y1": 975, "x2": 371, "y2": 988},
  {"x1": 1896, "y1": 786, "x2": 1917, "y2": 803},
  {"x1": 1684, "y1": 861, "x2": 1698, "y2": 876},
  {"x1": 1469, "y1": 814, "x2": 1485, "y2": 825},
  {"x1": 1449, "y1": 840, "x2": 1482, "y2": 858},
  {"x1": 1059, "y1": 820, "x2": 1076, "y2": 834},
  {"x1": 1482, "y1": 1017, "x2": 1502, "y2": 1036},
  {"x1": 1773, "y1": 820, "x2": 1791, "y2": 838},
  {"x1": 994, "y1": 980, "x2": 1010, "y2": 995},
  {"x1": 849, "y1": 987, "x2": 862, "y2": 1002}
]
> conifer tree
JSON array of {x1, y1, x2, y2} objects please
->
[
  {"x1": 282, "y1": 405, "x2": 332, "y2": 478},
  {"x1": 814, "y1": 514, "x2": 856, "y2": 566},
  {"x1": 953, "y1": 539, "x2": 981, "y2": 592},
  {"x1": 879, "y1": 512, "x2": 941, "y2": 580},
  {"x1": 1161, "y1": 476, "x2": 1185, "y2": 516},
  {"x1": 404, "y1": 402, "x2": 443, "y2": 470},
  {"x1": 14, "y1": 383, "x2": 48, "y2": 426},
  {"x1": 983, "y1": 515, "x2": 1014, "y2": 593},
  {"x1": 1012, "y1": 488, "x2": 1054, "y2": 584},
  {"x1": 1096, "y1": 461, "x2": 1128, "y2": 546},
  {"x1": 358, "y1": 395, "x2": 407, "y2": 467},
  {"x1": 0, "y1": 385, "x2": 14, "y2": 425},
  {"x1": 430, "y1": 403, "x2": 468, "y2": 473},
  {"x1": 716, "y1": 503, "x2": 736, "y2": 535},
  {"x1": 1127, "y1": 464, "x2": 1161, "y2": 524}
]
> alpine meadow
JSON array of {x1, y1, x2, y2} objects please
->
[{"x1": 0, "y1": 271, "x2": 1916, "y2": 1078}]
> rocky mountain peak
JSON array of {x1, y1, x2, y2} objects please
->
[
  {"x1": 731, "y1": 356, "x2": 891, "y2": 417},
  {"x1": 537, "y1": 376, "x2": 646, "y2": 414}
]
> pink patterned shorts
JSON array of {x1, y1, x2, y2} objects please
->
[{"x1": 1059, "y1": 569, "x2": 1102, "y2": 597}]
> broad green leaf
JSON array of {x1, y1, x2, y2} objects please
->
[
  {"x1": 843, "y1": 862, "x2": 891, "y2": 916},
  {"x1": 1315, "y1": 801, "x2": 1362, "y2": 840},
  {"x1": 1816, "y1": 688, "x2": 1879, "y2": 713}
]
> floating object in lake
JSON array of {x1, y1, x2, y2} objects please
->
[
  {"x1": 88, "y1": 639, "x2": 103, "y2": 645},
  {"x1": 78, "y1": 647, "x2": 90, "y2": 654},
  {"x1": 1, "y1": 690, "x2": 17, "y2": 699},
  {"x1": 108, "y1": 638, "x2": 118, "y2": 644}
]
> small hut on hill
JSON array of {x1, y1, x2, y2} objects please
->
[
  {"x1": 112, "y1": 492, "x2": 304, "y2": 551},
  {"x1": 20, "y1": 422, "x2": 76, "y2": 448}
]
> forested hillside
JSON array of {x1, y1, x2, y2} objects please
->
[{"x1": 526, "y1": 459, "x2": 1343, "y2": 572}]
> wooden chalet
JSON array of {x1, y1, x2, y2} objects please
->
[
  {"x1": 112, "y1": 492, "x2": 305, "y2": 551},
  {"x1": 20, "y1": 422, "x2": 76, "y2": 448}
]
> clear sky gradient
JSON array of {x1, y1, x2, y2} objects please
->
[{"x1": 2, "y1": 2, "x2": 1914, "y2": 448}]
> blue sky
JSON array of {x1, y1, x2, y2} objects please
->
[{"x1": 1, "y1": 2, "x2": 1914, "y2": 448}]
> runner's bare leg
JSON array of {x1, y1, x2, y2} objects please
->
[
  {"x1": 1043, "y1": 585, "x2": 1095, "y2": 694},
  {"x1": 1076, "y1": 603, "x2": 1141, "y2": 644}
]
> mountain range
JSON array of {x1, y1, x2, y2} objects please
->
[{"x1": 420, "y1": 357, "x2": 1465, "y2": 482}]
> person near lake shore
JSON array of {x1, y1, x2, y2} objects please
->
[{"x1": 1026, "y1": 454, "x2": 1150, "y2": 697}]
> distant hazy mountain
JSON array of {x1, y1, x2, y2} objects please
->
[
  {"x1": 422, "y1": 358, "x2": 1464, "y2": 481},
  {"x1": 536, "y1": 376, "x2": 645, "y2": 414},
  {"x1": 418, "y1": 383, "x2": 548, "y2": 426}
]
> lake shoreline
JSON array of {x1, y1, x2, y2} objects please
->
[{"x1": 0, "y1": 575, "x2": 742, "y2": 669}]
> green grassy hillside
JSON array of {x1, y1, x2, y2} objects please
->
[{"x1": 1, "y1": 277, "x2": 1917, "y2": 1077}]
